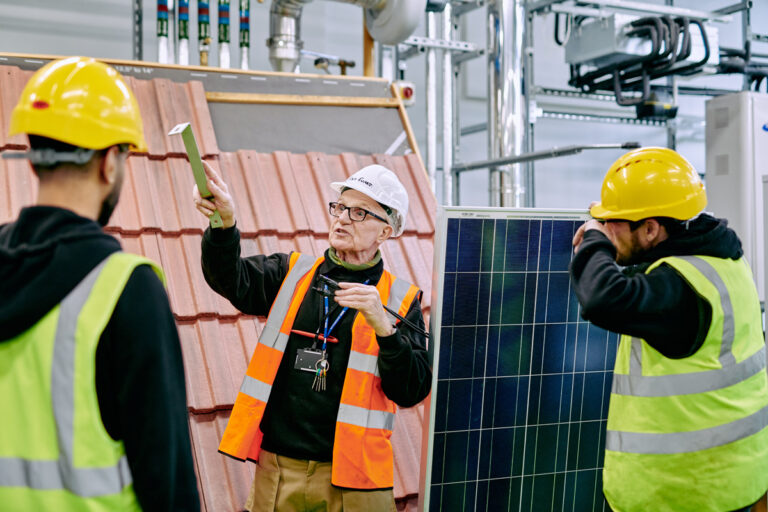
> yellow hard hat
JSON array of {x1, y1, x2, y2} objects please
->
[
  {"x1": 9, "y1": 56, "x2": 147, "y2": 152},
  {"x1": 590, "y1": 147, "x2": 707, "y2": 221}
]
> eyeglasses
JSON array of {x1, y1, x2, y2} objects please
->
[{"x1": 328, "y1": 202, "x2": 389, "y2": 224}]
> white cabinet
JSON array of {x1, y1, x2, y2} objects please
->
[{"x1": 706, "y1": 92, "x2": 768, "y2": 300}]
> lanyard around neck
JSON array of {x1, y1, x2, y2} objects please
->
[{"x1": 319, "y1": 278, "x2": 370, "y2": 351}]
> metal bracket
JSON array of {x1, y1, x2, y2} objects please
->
[
  {"x1": 401, "y1": 36, "x2": 478, "y2": 53},
  {"x1": 453, "y1": 49, "x2": 485, "y2": 65},
  {"x1": 713, "y1": 1, "x2": 752, "y2": 15},
  {"x1": 540, "y1": 110, "x2": 668, "y2": 126},
  {"x1": 168, "y1": 122, "x2": 224, "y2": 229}
]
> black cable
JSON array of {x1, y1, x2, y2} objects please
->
[{"x1": 554, "y1": 12, "x2": 570, "y2": 46}]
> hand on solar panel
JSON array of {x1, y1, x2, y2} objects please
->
[
  {"x1": 193, "y1": 161, "x2": 236, "y2": 229},
  {"x1": 573, "y1": 219, "x2": 609, "y2": 253},
  {"x1": 333, "y1": 282, "x2": 396, "y2": 337}
]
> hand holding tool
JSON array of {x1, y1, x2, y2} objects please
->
[{"x1": 168, "y1": 122, "x2": 224, "y2": 228}]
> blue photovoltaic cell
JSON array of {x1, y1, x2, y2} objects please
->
[{"x1": 429, "y1": 215, "x2": 619, "y2": 512}]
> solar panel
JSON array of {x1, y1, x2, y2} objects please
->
[{"x1": 420, "y1": 208, "x2": 619, "y2": 512}]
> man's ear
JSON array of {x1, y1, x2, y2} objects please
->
[
  {"x1": 643, "y1": 218, "x2": 664, "y2": 244},
  {"x1": 378, "y1": 224, "x2": 394, "y2": 243},
  {"x1": 99, "y1": 146, "x2": 120, "y2": 185}
]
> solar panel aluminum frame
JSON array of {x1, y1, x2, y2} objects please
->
[{"x1": 419, "y1": 206, "x2": 605, "y2": 512}]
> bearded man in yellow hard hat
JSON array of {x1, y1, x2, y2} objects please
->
[
  {"x1": 0, "y1": 57, "x2": 199, "y2": 510},
  {"x1": 570, "y1": 147, "x2": 768, "y2": 512}
]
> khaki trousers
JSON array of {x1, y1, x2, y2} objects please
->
[{"x1": 245, "y1": 450, "x2": 397, "y2": 512}]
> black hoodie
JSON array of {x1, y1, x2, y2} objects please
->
[
  {"x1": 0, "y1": 206, "x2": 200, "y2": 510},
  {"x1": 569, "y1": 214, "x2": 745, "y2": 359}
]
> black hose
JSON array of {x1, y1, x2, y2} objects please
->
[{"x1": 554, "y1": 12, "x2": 570, "y2": 46}]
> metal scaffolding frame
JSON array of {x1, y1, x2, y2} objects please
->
[{"x1": 396, "y1": 0, "x2": 761, "y2": 207}]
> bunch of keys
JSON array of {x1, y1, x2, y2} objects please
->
[{"x1": 312, "y1": 356, "x2": 330, "y2": 392}]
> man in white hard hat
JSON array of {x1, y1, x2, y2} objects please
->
[{"x1": 192, "y1": 163, "x2": 431, "y2": 511}]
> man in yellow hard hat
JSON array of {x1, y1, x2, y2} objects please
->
[
  {"x1": 570, "y1": 147, "x2": 768, "y2": 512},
  {"x1": 0, "y1": 57, "x2": 199, "y2": 510}
]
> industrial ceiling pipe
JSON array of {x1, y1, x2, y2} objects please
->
[
  {"x1": 488, "y1": 0, "x2": 526, "y2": 207},
  {"x1": 268, "y1": 0, "x2": 426, "y2": 72}
]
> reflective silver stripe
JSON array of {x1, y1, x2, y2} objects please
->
[
  {"x1": 238, "y1": 254, "x2": 317, "y2": 410},
  {"x1": 348, "y1": 351, "x2": 379, "y2": 377},
  {"x1": 0, "y1": 455, "x2": 133, "y2": 497},
  {"x1": 337, "y1": 404, "x2": 395, "y2": 431},
  {"x1": 629, "y1": 337, "x2": 643, "y2": 375},
  {"x1": 54, "y1": 259, "x2": 108, "y2": 465},
  {"x1": 606, "y1": 402, "x2": 768, "y2": 454},
  {"x1": 679, "y1": 256, "x2": 736, "y2": 367},
  {"x1": 258, "y1": 254, "x2": 317, "y2": 349},
  {"x1": 239, "y1": 375, "x2": 272, "y2": 402},
  {"x1": 0, "y1": 257, "x2": 133, "y2": 497},
  {"x1": 612, "y1": 345, "x2": 767, "y2": 397},
  {"x1": 274, "y1": 332, "x2": 290, "y2": 353},
  {"x1": 386, "y1": 278, "x2": 413, "y2": 313}
]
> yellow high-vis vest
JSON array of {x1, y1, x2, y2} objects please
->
[
  {"x1": 0, "y1": 252, "x2": 164, "y2": 511},
  {"x1": 604, "y1": 255, "x2": 768, "y2": 512},
  {"x1": 219, "y1": 253, "x2": 421, "y2": 489}
]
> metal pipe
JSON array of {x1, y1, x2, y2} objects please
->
[
  {"x1": 741, "y1": 0, "x2": 752, "y2": 90},
  {"x1": 488, "y1": 0, "x2": 525, "y2": 206},
  {"x1": 178, "y1": 0, "x2": 190, "y2": 65},
  {"x1": 522, "y1": 6, "x2": 535, "y2": 206},
  {"x1": 219, "y1": 0, "x2": 232, "y2": 68},
  {"x1": 453, "y1": 142, "x2": 641, "y2": 173},
  {"x1": 363, "y1": 21, "x2": 375, "y2": 76},
  {"x1": 442, "y1": 4, "x2": 454, "y2": 206},
  {"x1": 170, "y1": 0, "x2": 178, "y2": 64},
  {"x1": 426, "y1": 12, "x2": 438, "y2": 195},
  {"x1": 268, "y1": 0, "x2": 310, "y2": 72},
  {"x1": 158, "y1": 0, "x2": 171, "y2": 64},
  {"x1": 133, "y1": 0, "x2": 143, "y2": 61},
  {"x1": 199, "y1": 1, "x2": 212, "y2": 66},
  {"x1": 240, "y1": 0, "x2": 250, "y2": 69},
  {"x1": 268, "y1": 0, "x2": 386, "y2": 73}
]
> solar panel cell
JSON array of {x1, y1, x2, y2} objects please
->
[{"x1": 423, "y1": 209, "x2": 620, "y2": 511}]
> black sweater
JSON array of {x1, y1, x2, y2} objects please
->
[
  {"x1": 0, "y1": 207, "x2": 200, "y2": 510},
  {"x1": 569, "y1": 214, "x2": 745, "y2": 358},
  {"x1": 202, "y1": 225, "x2": 431, "y2": 464}
]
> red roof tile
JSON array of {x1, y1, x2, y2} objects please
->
[
  {"x1": 125, "y1": 76, "x2": 220, "y2": 160},
  {"x1": 0, "y1": 62, "x2": 434, "y2": 512},
  {"x1": 0, "y1": 157, "x2": 36, "y2": 221},
  {"x1": 0, "y1": 66, "x2": 32, "y2": 151},
  {"x1": 189, "y1": 411, "x2": 255, "y2": 510}
]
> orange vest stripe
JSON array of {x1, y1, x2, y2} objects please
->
[
  {"x1": 245, "y1": 344, "x2": 283, "y2": 382},
  {"x1": 219, "y1": 253, "x2": 420, "y2": 489},
  {"x1": 340, "y1": 370, "x2": 394, "y2": 411},
  {"x1": 219, "y1": 253, "x2": 320, "y2": 460}
]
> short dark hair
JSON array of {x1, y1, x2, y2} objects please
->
[{"x1": 27, "y1": 135, "x2": 126, "y2": 177}]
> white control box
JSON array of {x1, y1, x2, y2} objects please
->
[{"x1": 706, "y1": 92, "x2": 768, "y2": 300}]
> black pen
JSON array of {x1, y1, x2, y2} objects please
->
[{"x1": 317, "y1": 274, "x2": 430, "y2": 338}]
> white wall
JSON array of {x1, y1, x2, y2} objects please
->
[{"x1": 0, "y1": 0, "x2": 766, "y2": 209}]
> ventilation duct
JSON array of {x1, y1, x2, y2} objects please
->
[{"x1": 268, "y1": 0, "x2": 426, "y2": 72}]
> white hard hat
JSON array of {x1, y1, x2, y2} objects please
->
[{"x1": 330, "y1": 164, "x2": 409, "y2": 237}]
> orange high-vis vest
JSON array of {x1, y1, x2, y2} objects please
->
[{"x1": 219, "y1": 253, "x2": 421, "y2": 489}]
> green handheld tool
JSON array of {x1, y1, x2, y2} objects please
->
[{"x1": 168, "y1": 122, "x2": 224, "y2": 228}]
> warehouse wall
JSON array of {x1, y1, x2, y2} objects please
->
[{"x1": 0, "y1": 0, "x2": 766, "y2": 209}]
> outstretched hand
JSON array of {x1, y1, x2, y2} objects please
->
[
  {"x1": 192, "y1": 161, "x2": 236, "y2": 229},
  {"x1": 334, "y1": 282, "x2": 396, "y2": 337}
]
